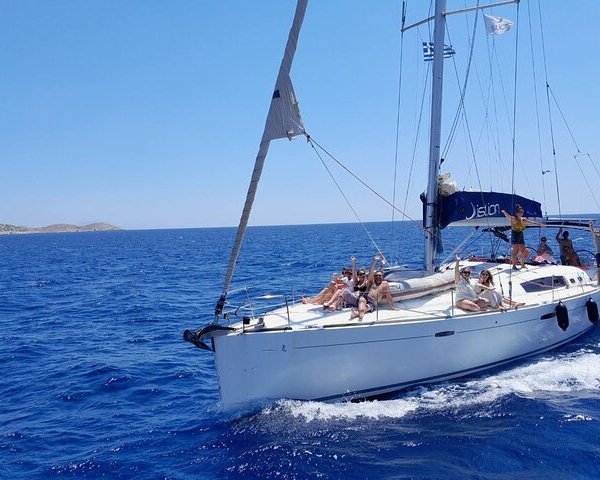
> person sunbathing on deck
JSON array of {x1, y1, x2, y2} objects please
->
[
  {"x1": 454, "y1": 257, "x2": 490, "y2": 312},
  {"x1": 475, "y1": 269, "x2": 524, "y2": 310},
  {"x1": 302, "y1": 267, "x2": 352, "y2": 305},
  {"x1": 323, "y1": 256, "x2": 360, "y2": 310},
  {"x1": 351, "y1": 255, "x2": 399, "y2": 320}
]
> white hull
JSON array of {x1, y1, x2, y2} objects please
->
[{"x1": 205, "y1": 263, "x2": 600, "y2": 409}]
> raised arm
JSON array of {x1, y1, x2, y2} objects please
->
[
  {"x1": 367, "y1": 255, "x2": 381, "y2": 282},
  {"x1": 589, "y1": 220, "x2": 597, "y2": 236},
  {"x1": 500, "y1": 210, "x2": 513, "y2": 222},
  {"x1": 556, "y1": 228, "x2": 562, "y2": 242}
]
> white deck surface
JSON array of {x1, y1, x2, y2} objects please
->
[{"x1": 237, "y1": 261, "x2": 599, "y2": 331}]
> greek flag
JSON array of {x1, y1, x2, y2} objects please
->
[{"x1": 422, "y1": 42, "x2": 456, "y2": 62}]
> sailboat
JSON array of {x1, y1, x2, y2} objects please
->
[{"x1": 184, "y1": 0, "x2": 600, "y2": 409}]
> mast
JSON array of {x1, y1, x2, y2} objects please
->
[
  {"x1": 214, "y1": 0, "x2": 307, "y2": 321},
  {"x1": 423, "y1": 0, "x2": 446, "y2": 271}
]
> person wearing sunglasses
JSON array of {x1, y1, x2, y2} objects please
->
[
  {"x1": 454, "y1": 257, "x2": 490, "y2": 311},
  {"x1": 475, "y1": 269, "x2": 525, "y2": 309},
  {"x1": 474, "y1": 269, "x2": 505, "y2": 309},
  {"x1": 351, "y1": 255, "x2": 398, "y2": 320}
]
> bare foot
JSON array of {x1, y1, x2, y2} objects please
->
[
  {"x1": 350, "y1": 309, "x2": 359, "y2": 319},
  {"x1": 302, "y1": 297, "x2": 310, "y2": 304}
]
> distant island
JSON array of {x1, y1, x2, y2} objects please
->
[{"x1": 0, "y1": 223, "x2": 121, "y2": 234}]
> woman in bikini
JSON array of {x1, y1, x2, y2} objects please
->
[
  {"x1": 501, "y1": 205, "x2": 545, "y2": 270},
  {"x1": 350, "y1": 255, "x2": 398, "y2": 320}
]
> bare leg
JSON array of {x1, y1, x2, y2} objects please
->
[
  {"x1": 511, "y1": 245, "x2": 519, "y2": 268},
  {"x1": 323, "y1": 288, "x2": 343, "y2": 310},
  {"x1": 357, "y1": 297, "x2": 370, "y2": 320},
  {"x1": 304, "y1": 285, "x2": 335, "y2": 305},
  {"x1": 519, "y1": 245, "x2": 527, "y2": 268},
  {"x1": 456, "y1": 299, "x2": 481, "y2": 311}
]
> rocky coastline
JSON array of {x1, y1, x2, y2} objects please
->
[{"x1": 0, "y1": 223, "x2": 121, "y2": 234}]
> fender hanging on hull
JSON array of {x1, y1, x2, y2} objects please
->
[
  {"x1": 556, "y1": 301, "x2": 569, "y2": 331},
  {"x1": 586, "y1": 298, "x2": 599, "y2": 324}
]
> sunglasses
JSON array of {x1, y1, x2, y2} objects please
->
[
  {"x1": 462, "y1": 271, "x2": 471, "y2": 276},
  {"x1": 357, "y1": 272, "x2": 365, "y2": 275}
]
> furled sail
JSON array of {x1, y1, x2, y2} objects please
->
[
  {"x1": 264, "y1": 48, "x2": 304, "y2": 140},
  {"x1": 437, "y1": 191, "x2": 543, "y2": 228},
  {"x1": 214, "y1": 0, "x2": 307, "y2": 320}
]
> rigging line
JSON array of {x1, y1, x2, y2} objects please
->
[
  {"x1": 525, "y1": 0, "x2": 548, "y2": 216},
  {"x1": 306, "y1": 133, "x2": 466, "y2": 257},
  {"x1": 306, "y1": 138, "x2": 389, "y2": 264},
  {"x1": 490, "y1": 38, "x2": 535, "y2": 196},
  {"x1": 395, "y1": 30, "x2": 431, "y2": 262},
  {"x1": 580, "y1": 152, "x2": 600, "y2": 182},
  {"x1": 441, "y1": 7, "x2": 477, "y2": 160},
  {"x1": 403, "y1": 65, "x2": 431, "y2": 231},
  {"x1": 572, "y1": 154, "x2": 600, "y2": 211},
  {"x1": 465, "y1": 10, "x2": 505, "y2": 192},
  {"x1": 544, "y1": 85, "x2": 600, "y2": 209},
  {"x1": 307, "y1": 135, "x2": 415, "y2": 223},
  {"x1": 484, "y1": 33, "x2": 506, "y2": 192},
  {"x1": 506, "y1": 1, "x2": 521, "y2": 287},
  {"x1": 547, "y1": 85, "x2": 581, "y2": 153},
  {"x1": 391, "y1": 1, "x2": 407, "y2": 241},
  {"x1": 443, "y1": 9, "x2": 497, "y2": 255},
  {"x1": 396, "y1": 53, "x2": 430, "y2": 259},
  {"x1": 536, "y1": 0, "x2": 561, "y2": 219},
  {"x1": 509, "y1": 2, "x2": 520, "y2": 202}
]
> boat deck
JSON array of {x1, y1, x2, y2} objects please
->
[{"x1": 230, "y1": 262, "x2": 599, "y2": 332}]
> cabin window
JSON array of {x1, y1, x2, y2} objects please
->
[{"x1": 521, "y1": 276, "x2": 568, "y2": 293}]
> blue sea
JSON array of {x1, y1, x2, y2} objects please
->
[{"x1": 2, "y1": 222, "x2": 600, "y2": 479}]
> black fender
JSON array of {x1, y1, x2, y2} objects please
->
[
  {"x1": 586, "y1": 298, "x2": 599, "y2": 325},
  {"x1": 556, "y1": 301, "x2": 569, "y2": 331}
]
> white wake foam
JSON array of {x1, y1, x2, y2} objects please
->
[{"x1": 268, "y1": 348, "x2": 600, "y2": 421}]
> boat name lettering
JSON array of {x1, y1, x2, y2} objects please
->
[{"x1": 466, "y1": 202, "x2": 501, "y2": 220}]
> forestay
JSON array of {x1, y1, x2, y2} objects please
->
[{"x1": 214, "y1": 0, "x2": 307, "y2": 319}]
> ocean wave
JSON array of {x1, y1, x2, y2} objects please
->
[{"x1": 270, "y1": 349, "x2": 600, "y2": 422}]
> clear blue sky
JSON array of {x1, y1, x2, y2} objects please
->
[{"x1": 1, "y1": 1, "x2": 598, "y2": 229}]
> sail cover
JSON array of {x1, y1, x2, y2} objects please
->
[{"x1": 437, "y1": 191, "x2": 542, "y2": 228}]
